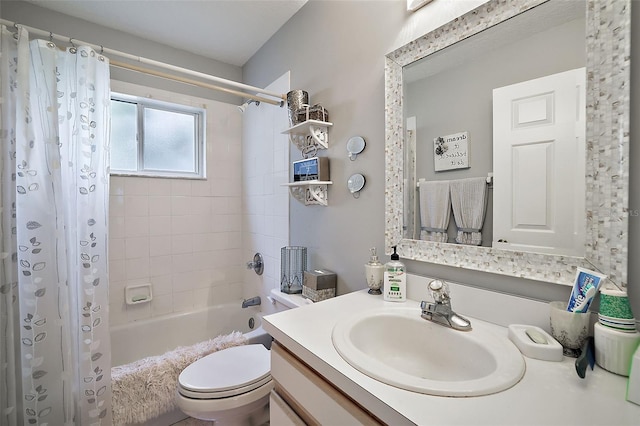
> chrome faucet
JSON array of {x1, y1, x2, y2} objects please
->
[
  {"x1": 420, "y1": 280, "x2": 471, "y2": 331},
  {"x1": 242, "y1": 296, "x2": 261, "y2": 308}
]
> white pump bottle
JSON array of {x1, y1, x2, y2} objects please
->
[{"x1": 383, "y1": 246, "x2": 406, "y2": 302}]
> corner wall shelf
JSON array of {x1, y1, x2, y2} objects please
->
[
  {"x1": 282, "y1": 181, "x2": 333, "y2": 206},
  {"x1": 282, "y1": 120, "x2": 333, "y2": 152}
]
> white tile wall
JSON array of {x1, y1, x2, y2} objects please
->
[
  {"x1": 242, "y1": 73, "x2": 291, "y2": 315},
  {"x1": 108, "y1": 81, "x2": 244, "y2": 326}
]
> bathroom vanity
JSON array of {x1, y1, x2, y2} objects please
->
[{"x1": 263, "y1": 276, "x2": 640, "y2": 425}]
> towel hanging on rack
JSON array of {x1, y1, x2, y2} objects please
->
[
  {"x1": 418, "y1": 180, "x2": 451, "y2": 242},
  {"x1": 450, "y1": 177, "x2": 488, "y2": 245}
]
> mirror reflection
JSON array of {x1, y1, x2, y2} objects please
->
[{"x1": 403, "y1": 0, "x2": 585, "y2": 256}]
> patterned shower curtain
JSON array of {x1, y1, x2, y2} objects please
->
[{"x1": 0, "y1": 25, "x2": 112, "y2": 425}]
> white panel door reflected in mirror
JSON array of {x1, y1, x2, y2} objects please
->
[{"x1": 493, "y1": 68, "x2": 585, "y2": 257}]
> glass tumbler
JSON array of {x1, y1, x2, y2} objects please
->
[{"x1": 281, "y1": 246, "x2": 307, "y2": 294}]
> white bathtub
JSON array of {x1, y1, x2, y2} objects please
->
[{"x1": 110, "y1": 302, "x2": 269, "y2": 367}]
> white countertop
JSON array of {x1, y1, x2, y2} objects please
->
[{"x1": 263, "y1": 289, "x2": 640, "y2": 425}]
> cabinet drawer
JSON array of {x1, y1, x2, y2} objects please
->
[
  {"x1": 271, "y1": 342, "x2": 380, "y2": 425},
  {"x1": 270, "y1": 390, "x2": 305, "y2": 426}
]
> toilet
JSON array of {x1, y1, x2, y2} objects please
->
[
  {"x1": 176, "y1": 290, "x2": 310, "y2": 425},
  {"x1": 176, "y1": 344, "x2": 272, "y2": 425}
]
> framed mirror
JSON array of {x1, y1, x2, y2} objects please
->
[{"x1": 385, "y1": 0, "x2": 630, "y2": 287}]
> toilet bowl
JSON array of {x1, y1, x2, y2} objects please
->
[
  {"x1": 176, "y1": 344, "x2": 273, "y2": 425},
  {"x1": 176, "y1": 291, "x2": 310, "y2": 424}
]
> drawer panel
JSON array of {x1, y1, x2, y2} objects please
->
[{"x1": 271, "y1": 342, "x2": 380, "y2": 425}]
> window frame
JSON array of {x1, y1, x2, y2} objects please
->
[{"x1": 110, "y1": 92, "x2": 206, "y2": 179}]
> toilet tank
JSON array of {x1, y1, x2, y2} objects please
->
[{"x1": 269, "y1": 289, "x2": 313, "y2": 313}]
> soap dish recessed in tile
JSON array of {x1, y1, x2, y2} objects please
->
[
  {"x1": 508, "y1": 324, "x2": 563, "y2": 362},
  {"x1": 125, "y1": 283, "x2": 153, "y2": 305}
]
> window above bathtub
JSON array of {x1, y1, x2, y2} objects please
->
[{"x1": 110, "y1": 92, "x2": 206, "y2": 179}]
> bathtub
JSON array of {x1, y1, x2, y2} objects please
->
[{"x1": 110, "y1": 302, "x2": 269, "y2": 367}]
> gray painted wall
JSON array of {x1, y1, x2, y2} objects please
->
[
  {"x1": 244, "y1": 0, "x2": 639, "y2": 315},
  {"x1": 408, "y1": 16, "x2": 584, "y2": 182}
]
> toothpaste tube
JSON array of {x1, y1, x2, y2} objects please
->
[{"x1": 567, "y1": 267, "x2": 607, "y2": 313}]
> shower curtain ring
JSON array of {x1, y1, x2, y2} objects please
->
[
  {"x1": 69, "y1": 37, "x2": 77, "y2": 53},
  {"x1": 100, "y1": 45, "x2": 104, "y2": 54},
  {"x1": 47, "y1": 32, "x2": 55, "y2": 48}
]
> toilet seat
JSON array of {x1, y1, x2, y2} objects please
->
[
  {"x1": 178, "y1": 375, "x2": 272, "y2": 399},
  {"x1": 178, "y1": 344, "x2": 271, "y2": 399},
  {"x1": 176, "y1": 380, "x2": 273, "y2": 422}
]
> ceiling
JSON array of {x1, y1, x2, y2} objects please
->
[{"x1": 22, "y1": 0, "x2": 308, "y2": 67}]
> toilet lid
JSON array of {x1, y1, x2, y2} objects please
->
[{"x1": 179, "y1": 344, "x2": 270, "y2": 393}]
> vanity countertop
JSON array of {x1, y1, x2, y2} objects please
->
[{"x1": 263, "y1": 289, "x2": 640, "y2": 425}]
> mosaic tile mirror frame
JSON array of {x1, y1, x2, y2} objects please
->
[{"x1": 385, "y1": 0, "x2": 630, "y2": 287}]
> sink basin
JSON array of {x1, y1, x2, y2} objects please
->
[{"x1": 332, "y1": 306, "x2": 525, "y2": 397}]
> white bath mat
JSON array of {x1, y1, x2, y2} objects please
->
[{"x1": 111, "y1": 331, "x2": 247, "y2": 425}]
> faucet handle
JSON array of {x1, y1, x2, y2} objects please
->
[
  {"x1": 428, "y1": 279, "x2": 450, "y2": 304},
  {"x1": 420, "y1": 300, "x2": 434, "y2": 313},
  {"x1": 246, "y1": 253, "x2": 264, "y2": 275}
]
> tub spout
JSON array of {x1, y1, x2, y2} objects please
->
[{"x1": 242, "y1": 296, "x2": 261, "y2": 308}]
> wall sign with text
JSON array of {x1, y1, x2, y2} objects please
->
[{"x1": 433, "y1": 131, "x2": 469, "y2": 171}]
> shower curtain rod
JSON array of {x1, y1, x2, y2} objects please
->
[{"x1": 0, "y1": 19, "x2": 286, "y2": 106}]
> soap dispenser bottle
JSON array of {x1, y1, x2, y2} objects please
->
[
  {"x1": 365, "y1": 247, "x2": 384, "y2": 295},
  {"x1": 384, "y1": 246, "x2": 406, "y2": 302}
]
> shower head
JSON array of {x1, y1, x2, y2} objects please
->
[{"x1": 237, "y1": 99, "x2": 260, "y2": 113}]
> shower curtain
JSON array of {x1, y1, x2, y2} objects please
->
[{"x1": 0, "y1": 25, "x2": 112, "y2": 425}]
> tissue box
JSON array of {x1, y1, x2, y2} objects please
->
[{"x1": 303, "y1": 269, "x2": 336, "y2": 302}]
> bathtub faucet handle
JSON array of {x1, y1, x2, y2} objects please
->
[{"x1": 246, "y1": 253, "x2": 264, "y2": 275}]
